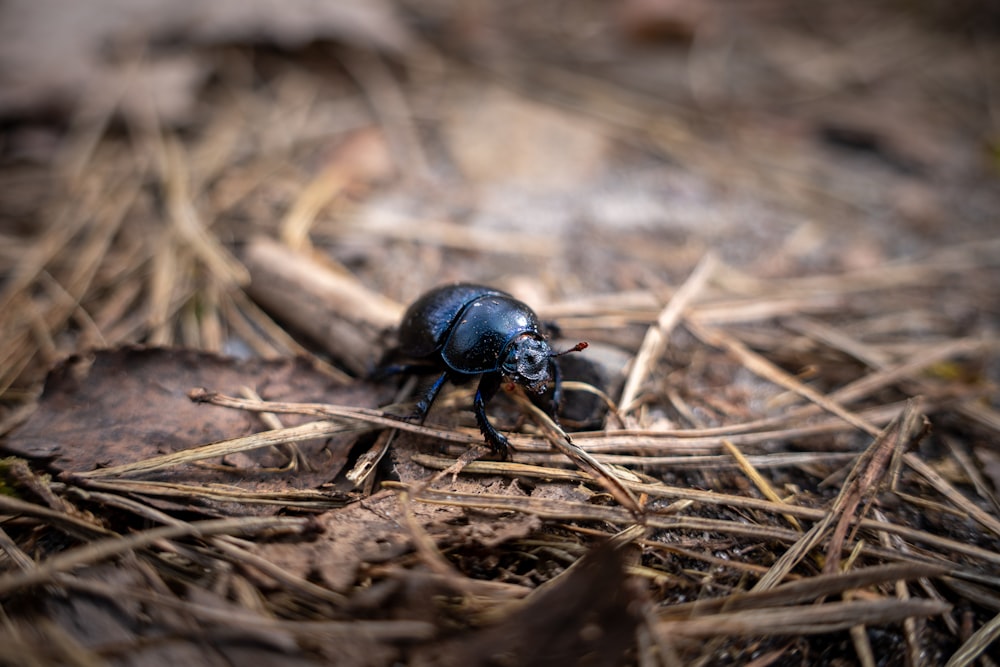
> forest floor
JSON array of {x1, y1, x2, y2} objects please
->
[{"x1": 0, "y1": 1, "x2": 998, "y2": 665}]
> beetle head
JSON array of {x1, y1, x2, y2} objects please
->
[{"x1": 502, "y1": 335, "x2": 551, "y2": 393}]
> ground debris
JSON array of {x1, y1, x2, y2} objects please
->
[{"x1": 1, "y1": 1, "x2": 999, "y2": 664}]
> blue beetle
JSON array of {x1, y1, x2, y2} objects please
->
[{"x1": 391, "y1": 283, "x2": 585, "y2": 459}]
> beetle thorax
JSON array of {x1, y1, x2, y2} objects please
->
[{"x1": 502, "y1": 334, "x2": 551, "y2": 393}]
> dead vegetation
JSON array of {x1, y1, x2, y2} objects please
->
[{"x1": 1, "y1": 1, "x2": 999, "y2": 665}]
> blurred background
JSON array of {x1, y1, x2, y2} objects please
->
[{"x1": 1, "y1": 0, "x2": 997, "y2": 390}]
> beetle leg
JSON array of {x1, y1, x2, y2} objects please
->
[
  {"x1": 411, "y1": 371, "x2": 448, "y2": 423},
  {"x1": 473, "y1": 373, "x2": 511, "y2": 460},
  {"x1": 547, "y1": 358, "x2": 563, "y2": 422}
]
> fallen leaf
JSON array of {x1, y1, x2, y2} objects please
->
[
  {"x1": 3, "y1": 347, "x2": 385, "y2": 513},
  {"x1": 412, "y1": 542, "x2": 641, "y2": 667}
]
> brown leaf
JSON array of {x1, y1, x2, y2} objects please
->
[
  {"x1": 253, "y1": 476, "x2": 538, "y2": 593},
  {"x1": 412, "y1": 542, "x2": 642, "y2": 667},
  {"x1": 2, "y1": 347, "x2": 383, "y2": 512},
  {"x1": 253, "y1": 491, "x2": 435, "y2": 592}
]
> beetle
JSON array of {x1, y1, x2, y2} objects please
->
[{"x1": 385, "y1": 283, "x2": 586, "y2": 460}]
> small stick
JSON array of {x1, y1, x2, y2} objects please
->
[
  {"x1": 242, "y1": 236, "x2": 403, "y2": 375},
  {"x1": 619, "y1": 252, "x2": 717, "y2": 414}
]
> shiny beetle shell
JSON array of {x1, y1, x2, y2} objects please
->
[{"x1": 398, "y1": 284, "x2": 545, "y2": 376}]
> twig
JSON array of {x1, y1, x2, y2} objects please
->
[{"x1": 620, "y1": 252, "x2": 717, "y2": 413}]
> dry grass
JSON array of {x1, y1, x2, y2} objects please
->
[{"x1": 1, "y1": 3, "x2": 999, "y2": 664}]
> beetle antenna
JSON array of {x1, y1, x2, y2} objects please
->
[{"x1": 551, "y1": 341, "x2": 588, "y2": 358}]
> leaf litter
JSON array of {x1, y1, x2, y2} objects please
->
[{"x1": 1, "y1": 1, "x2": 999, "y2": 665}]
